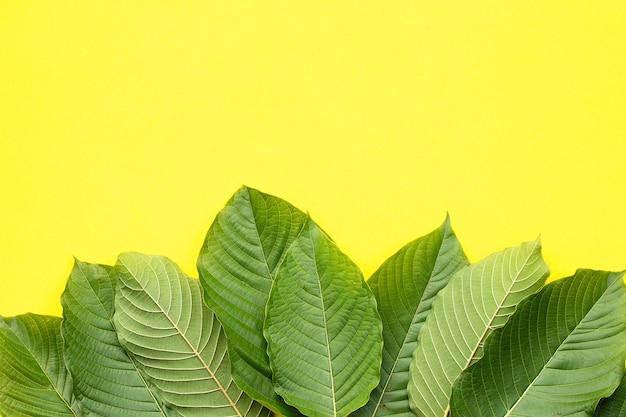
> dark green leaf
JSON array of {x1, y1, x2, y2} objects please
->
[
  {"x1": 264, "y1": 219, "x2": 383, "y2": 417},
  {"x1": 354, "y1": 216, "x2": 468, "y2": 417},
  {"x1": 61, "y1": 259, "x2": 173, "y2": 416},
  {"x1": 197, "y1": 186, "x2": 307, "y2": 417},
  {"x1": 450, "y1": 270, "x2": 626, "y2": 417},
  {"x1": 0, "y1": 314, "x2": 80, "y2": 417}
]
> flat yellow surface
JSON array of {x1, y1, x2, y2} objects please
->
[{"x1": 1, "y1": 2, "x2": 625, "y2": 317}]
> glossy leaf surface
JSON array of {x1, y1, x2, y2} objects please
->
[
  {"x1": 354, "y1": 217, "x2": 468, "y2": 417},
  {"x1": 197, "y1": 186, "x2": 307, "y2": 416},
  {"x1": 450, "y1": 270, "x2": 626, "y2": 417},
  {"x1": 264, "y1": 219, "x2": 383, "y2": 417}
]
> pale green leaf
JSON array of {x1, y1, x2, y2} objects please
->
[
  {"x1": 114, "y1": 252, "x2": 270, "y2": 417},
  {"x1": 197, "y1": 186, "x2": 307, "y2": 417},
  {"x1": 0, "y1": 314, "x2": 80, "y2": 417},
  {"x1": 408, "y1": 239, "x2": 549, "y2": 417},
  {"x1": 450, "y1": 269, "x2": 626, "y2": 417},
  {"x1": 353, "y1": 216, "x2": 468, "y2": 417},
  {"x1": 264, "y1": 218, "x2": 383, "y2": 417},
  {"x1": 594, "y1": 372, "x2": 626, "y2": 416},
  {"x1": 61, "y1": 259, "x2": 174, "y2": 416}
]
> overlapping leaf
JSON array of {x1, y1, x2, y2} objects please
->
[
  {"x1": 594, "y1": 372, "x2": 626, "y2": 416},
  {"x1": 61, "y1": 259, "x2": 173, "y2": 416},
  {"x1": 197, "y1": 186, "x2": 307, "y2": 417},
  {"x1": 3, "y1": 185, "x2": 626, "y2": 417},
  {"x1": 353, "y1": 217, "x2": 469, "y2": 417},
  {"x1": 0, "y1": 314, "x2": 80, "y2": 417},
  {"x1": 408, "y1": 239, "x2": 549, "y2": 417},
  {"x1": 264, "y1": 218, "x2": 383, "y2": 417},
  {"x1": 114, "y1": 252, "x2": 270, "y2": 417},
  {"x1": 450, "y1": 270, "x2": 626, "y2": 416}
]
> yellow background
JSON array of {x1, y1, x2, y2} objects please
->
[{"x1": 1, "y1": 2, "x2": 625, "y2": 317}]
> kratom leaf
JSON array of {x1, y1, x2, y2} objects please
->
[
  {"x1": 450, "y1": 269, "x2": 626, "y2": 417},
  {"x1": 353, "y1": 216, "x2": 469, "y2": 417},
  {"x1": 408, "y1": 239, "x2": 549, "y2": 417},
  {"x1": 197, "y1": 186, "x2": 307, "y2": 417},
  {"x1": 264, "y1": 218, "x2": 383, "y2": 417},
  {"x1": 594, "y1": 372, "x2": 626, "y2": 416},
  {"x1": 114, "y1": 252, "x2": 270, "y2": 417},
  {"x1": 0, "y1": 314, "x2": 80, "y2": 417},
  {"x1": 61, "y1": 259, "x2": 173, "y2": 416}
]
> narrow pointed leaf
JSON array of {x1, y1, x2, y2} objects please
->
[
  {"x1": 264, "y1": 219, "x2": 383, "y2": 417},
  {"x1": 408, "y1": 239, "x2": 549, "y2": 417},
  {"x1": 595, "y1": 372, "x2": 626, "y2": 416},
  {"x1": 114, "y1": 252, "x2": 270, "y2": 417},
  {"x1": 61, "y1": 259, "x2": 173, "y2": 416},
  {"x1": 450, "y1": 269, "x2": 626, "y2": 417},
  {"x1": 0, "y1": 314, "x2": 80, "y2": 417},
  {"x1": 354, "y1": 217, "x2": 469, "y2": 417},
  {"x1": 197, "y1": 186, "x2": 307, "y2": 417}
]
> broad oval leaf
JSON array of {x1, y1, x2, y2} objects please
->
[
  {"x1": 450, "y1": 269, "x2": 626, "y2": 417},
  {"x1": 264, "y1": 218, "x2": 383, "y2": 417},
  {"x1": 197, "y1": 186, "x2": 307, "y2": 417},
  {"x1": 353, "y1": 216, "x2": 469, "y2": 417},
  {"x1": 408, "y1": 239, "x2": 549, "y2": 417},
  {"x1": 61, "y1": 259, "x2": 174, "y2": 416},
  {"x1": 0, "y1": 313, "x2": 81, "y2": 417},
  {"x1": 594, "y1": 372, "x2": 626, "y2": 416},
  {"x1": 114, "y1": 252, "x2": 270, "y2": 417}
]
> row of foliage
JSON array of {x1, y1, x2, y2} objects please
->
[{"x1": 1, "y1": 186, "x2": 626, "y2": 417}]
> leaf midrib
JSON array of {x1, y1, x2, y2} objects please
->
[
  {"x1": 247, "y1": 192, "x2": 309, "y2": 282},
  {"x1": 369, "y1": 234, "x2": 448, "y2": 417},
  {"x1": 463, "y1": 239, "x2": 539, "y2": 370},
  {"x1": 71, "y1": 266, "x2": 169, "y2": 417},
  {"x1": 10, "y1": 319, "x2": 80, "y2": 417},
  {"x1": 444, "y1": 240, "x2": 541, "y2": 417},
  {"x1": 503, "y1": 283, "x2": 617, "y2": 417},
  {"x1": 122, "y1": 258, "x2": 242, "y2": 417},
  {"x1": 247, "y1": 189, "x2": 275, "y2": 282},
  {"x1": 310, "y1": 232, "x2": 337, "y2": 417}
]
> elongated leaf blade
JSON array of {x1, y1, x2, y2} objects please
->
[
  {"x1": 0, "y1": 313, "x2": 80, "y2": 417},
  {"x1": 450, "y1": 269, "x2": 626, "y2": 417},
  {"x1": 61, "y1": 259, "x2": 174, "y2": 416},
  {"x1": 354, "y1": 216, "x2": 468, "y2": 417},
  {"x1": 408, "y1": 239, "x2": 549, "y2": 417},
  {"x1": 114, "y1": 252, "x2": 270, "y2": 417},
  {"x1": 594, "y1": 372, "x2": 626, "y2": 416},
  {"x1": 197, "y1": 186, "x2": 307, "y2": 417},
  {"x1": 264, "y1": 219, "x2": 383, "y2": 417}
]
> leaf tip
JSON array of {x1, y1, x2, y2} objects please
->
[{"x1": 523, "y1": 235, "x2": 543, "y2": 252}]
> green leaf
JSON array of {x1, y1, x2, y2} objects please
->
[
  {"x1": 61, "y1": 259, "x2": 173, "y2": 416},
  {"x1": 264, "y1": 218, "x2": 383, "y2": 417},
  {"x1": 0, "y1": 313, "x2": 80, "y2": 417},
  {"x1": 353, "y1": 216, "x2": 469, "y2": 417},
  {"x1": 594, "y1": 372, "x2": 626, "y2": 416},
  {"x1": 197, "y1": 186, "x2": 307, "y2": 417},
  {"x1": 114, "y1": 252, "x2": 270, "y2": 417},
  {"x1": 450, "y1": 269, "x2": 626, "y2": 417},
  {"x1": 408, "y1": 239, "x2": 549, "y2": 417}
]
